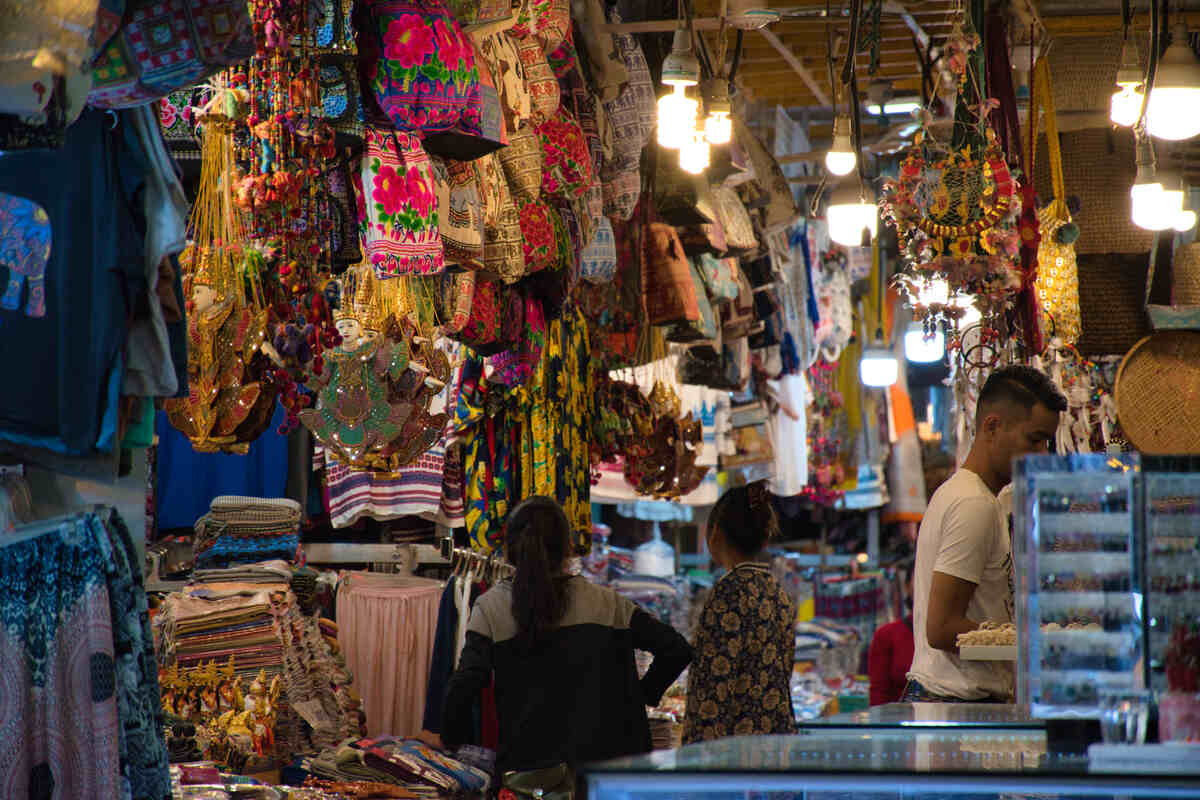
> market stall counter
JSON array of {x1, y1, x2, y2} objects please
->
[{"x1": 580, "y1": 730, "x2": 1200, "y2": 800}]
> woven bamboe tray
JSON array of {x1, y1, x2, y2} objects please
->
[{"x1": 1114, "y1": 331, "x2": 1200, "y2": 453}]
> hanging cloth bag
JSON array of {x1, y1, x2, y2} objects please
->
[{"x1": 1032, "y1": 58, "x2": 1081, "y2": 345}]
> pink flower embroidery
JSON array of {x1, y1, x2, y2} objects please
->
[
  {"x1": 405, "y1": 165, "x2": 435, "y2": 219},
  {"x1": 432, "y1": 18, "x2": 462, "y2": 68},
  {"x1": 159, "y1": 98, "x2": 178, "y2": 129},
  {"x1": 382, "y1": 13, "x2": 435, "y2": 70},
  {"x1": 373, "y1": 164, "x2": 408, "y2": 216}
]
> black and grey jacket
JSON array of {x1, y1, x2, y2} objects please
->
[{"x1": 441, "y1": 576, "x2": 693, "y2": 774}]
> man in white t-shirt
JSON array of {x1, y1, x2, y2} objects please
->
[{"x1": 905, "y1": 366, "x2": 1066, "y2": 701}]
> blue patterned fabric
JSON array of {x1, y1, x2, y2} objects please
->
[
  {"x1": 195, "y1": 532, "x2": 300, "y2": 570},
  {"x1": 98, "y1": 511, "x2": 172, "y2": 800}
]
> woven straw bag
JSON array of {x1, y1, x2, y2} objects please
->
[
  {"x1": 1032, "y1": 58, "x2": 1081, "y2": 344},
  {"x1": 1115, "y1": 331, "x2": 1200, "y2": 453}
]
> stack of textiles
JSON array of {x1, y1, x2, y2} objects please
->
[
  {"x1": 300, "y1": 737, "x2": 489, "y2": 797},
  {"x1": 189, "y1": 559, "x2": 294, "y2": 590},
  {"x1": 793, "y1": 618, "x2": 862, "y2": 662},
  {"x1": 156, "y1": 584, "x2": 363, "y2": 758},
  {"x1": 611, "y1": 575, "x2": 690, "y2": 633},
  {"x1": 194, "y1": 496, "x2": 302, "y2": 569},
  {"x1": 0, "y1": 507, "x2": 171, "y2": 799}
]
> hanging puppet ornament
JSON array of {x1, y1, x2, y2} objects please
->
[{"x1": 298, "y1": 270, "x2": 447, "y2": 471}]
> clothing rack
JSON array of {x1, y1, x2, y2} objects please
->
[{"x1": 439, "y1": 536, "x2": 515, "y2": 581}]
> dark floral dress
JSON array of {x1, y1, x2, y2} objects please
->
[{"x1": 683, "y1": 564, "x2": 796, "y2": 744}]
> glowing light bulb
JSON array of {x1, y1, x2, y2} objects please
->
[
  {"x1": 825, "y1": 114, "x2": 856, "y2": 176},
  {"x1": 1146, "y1": 24, "x2": 1200, "y2": 140},
  {"x1": 657, "y1": 84, "x2": 698, "y2": 150},
  {"x1": 703, "y1": 110, "x2": 732, "y2": 145},
  {"x1": 860, "y1": 346, "x2": 898, "y2": 387},
  {"x1": 1176, "y1": 209, "x2": 1198, "y2": 232},
  {"x1": 905, "y1": 326, "x2": 945, "y2": 363},
  {"x1": 679, "y1": 131, "x2": 710, "y2": 174},
  {"x1": 1110, "y1": 84, "x2": 1144, "y2": 127},
  {"x1": 827, "y1": 186, "x2": 878, "y2": 247}
]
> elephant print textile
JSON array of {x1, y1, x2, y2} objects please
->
[{"x1": 0, "y1": 192, "x2": 52, "y2": 318}]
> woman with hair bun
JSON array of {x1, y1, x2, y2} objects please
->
[
  {"x1": 441, "y1": 496, "x2": 692, "y2": 782},
  {"x1": 682, "y1": 481, "x2": 797, "y2": 744}
]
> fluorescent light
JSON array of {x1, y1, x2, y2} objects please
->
[
  {"x1": 866, "y1": 101, "x2": 921, "y2": 116},
  {"x1": 860, "y1": 347, "x2": 899, "y2": 387}
]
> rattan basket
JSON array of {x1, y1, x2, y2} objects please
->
[
  {"x1": 1172, "y1": 242, "x2": 1200, "y2": 306},
  {"x1": 1045, "y1": 33, "x2": 1124, "y2": 115},
  {"x1": 1034, "y1": 128, "x2": 1154, "y2": 256},
  {"x1": 1114, "y1": 331, "x2": 1200, "y2": 454}
]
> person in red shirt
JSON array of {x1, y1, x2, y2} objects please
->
[{"x1": 869, "y1": 566, "x2": 915, "y2": 706}]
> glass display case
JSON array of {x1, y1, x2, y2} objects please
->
[
  {"x1": 1012, "y1": 454, "x2": 1144, "y2": 719},
  {"x1": 799, "y1": 702, "x2": 1041, "y2": 730},
  {"x1": 1142, "y1": 456, "x2": 1200, "y2": 695},
  {"x1": 582, "y1": 732, "x2": 1200, "y2": 800}
]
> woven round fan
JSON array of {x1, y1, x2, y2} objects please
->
[{"x1": 1115, "y1": 331, "x2": 1200, "y2": 453}]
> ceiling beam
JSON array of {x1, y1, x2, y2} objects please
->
[
  {"x1": 757, "y1": 27, "x2": 831, "y2": 106},
  {"x1": 883, "y1": 0, "x2": 931, "y2": 50}
]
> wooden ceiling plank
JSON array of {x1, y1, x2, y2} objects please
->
[{"x1": 757, "y1": 27, "x2": 831, "y2": 106}]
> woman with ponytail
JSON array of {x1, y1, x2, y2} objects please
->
[
  {"x1": 441, "y1": 496, "x2": 692, "y2": 781},
  {"x1": 682, "y1": 481, "x2": 797, "y2": 744}
]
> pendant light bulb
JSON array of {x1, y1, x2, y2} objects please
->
[
  {"x1": 1111, "y1": 38, "x2": 1144, "y2": 127},
  {"x1": 661, "y1": 26, "x2": 700, "y2": 87},
  {"x1": 679, "y1": 130, "x2": 711, "y2": 174},
  {"x1": 1174, "y1": 209, "x2": 1197, "y2": 232},
  {"x1": 657, "y1": 84, "x2": 698, "y2": 150},
  {"x1": 827, "y1": 183, "x2": 878, "y2": 247},
  {"x1": 1110, "y1": 84, "x2": 1144, "y2": 127},
  {"x1": 904, "y1": 324, "x2": 945, "y2": 363},
  {"x1": 860, "y1": 344, "x2": 899, "y2": 387},
  {"x1": 1147, "y1": 23, "x2": 1200, "y2": 141},
  {"x1": 727, "y1": 0, "x2": 781, "y2": 30},
  {"x1": 1131, "y1": 136, "x2": 1172, "y2": 230},
  {"x1": 704, "y1": 110, "x2": 732, "y2": 145},
  {"x1": 825, "y1": 115, "x2": 857, "y2": 176}
]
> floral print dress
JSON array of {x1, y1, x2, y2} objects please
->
[{"x1": 683, "y1": 564, "x2": 796, "y2": 744}]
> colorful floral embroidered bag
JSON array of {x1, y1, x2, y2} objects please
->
[
  {"x1": 423, "y1": 31, "x2": 507, "y2": 160},
  {"x1": 536, "y1": 107, "x2": 593, "y2": 202},
  {"x1": 356, "y1": 0, "x2": 481, "y2": 137},
  {"x1": 357, "y1": 127, "x2": 445, "y2": 277},
  {"x1": 516, "y1": 195, "x2": 559, "y2": 274}
]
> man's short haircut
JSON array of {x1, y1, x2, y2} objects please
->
[{"x1": 975, "y1": 365, "x2": 1068, "y2": 426}]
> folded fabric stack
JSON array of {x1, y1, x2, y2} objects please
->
[
  {"x1": 291, "y1": 565, "x2": 320, "y2": 614},
  {"x1": 301, "y1": 737, "x2": 489, "y2": 797},
  {"x1": 793, "y1": 618, "x2": 862, "y2": 662},
  {"x1": 190, "y1": 559, "x2": 295, "y2": 590},
  {"x1": 156, "y1": 586, "x2": 363, "y2": 759},
  {"x1": 194, "y1": 496, "x2": 303, "y2": 569}
]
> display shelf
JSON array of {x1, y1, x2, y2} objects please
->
[
  {"x1": 1038, "y1": 552, "x2": 1132, "y2": 574},
  {"x1": 1089, "y1": 744, "x2": 1200, "y2": 775},
  {"x1": 1037, "y1": 512, "x2": 1133, "y2": 536}
]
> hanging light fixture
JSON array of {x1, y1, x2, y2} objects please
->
[
  {"x1": 1147, "y1": 23, "x2": 1200, "y2": 141},
  {"x1": 825, "y1": 114, "x2": 857, "y2": 176},
  {"x1": 702, "y1": 81, "x2": 732, "y2": 146},
  {"x1": 1131, "y1": 134, "x2": 1172, "y2": 230},
  {"x1": 1110, "y1": 38, "x2": 1144, "y2": 127},
  {"x1": 1177, "y1": 188, "x2": 1198, "y2": 232},
  {"x1": 679, "y1": 129, "x2": 711, "y2": 174},
  {"x1": 726, "y1": 0, "x2": 780, "y2": 29},
  {"x1": 1159, "y1": 171, "x2": 1199, "y2": 232},
  {"x1": 904, "y1": 322, "x2": 945, "y2": 363},
  {"x1": 827, "y1": 183, "x2": 878, "y2": 247},
  {"x1": 860, "y1": 343, "x2": 899, "y2": 386},
  {"x1": 657, "y1": 22, "x2": 700, "y2": 150}
]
